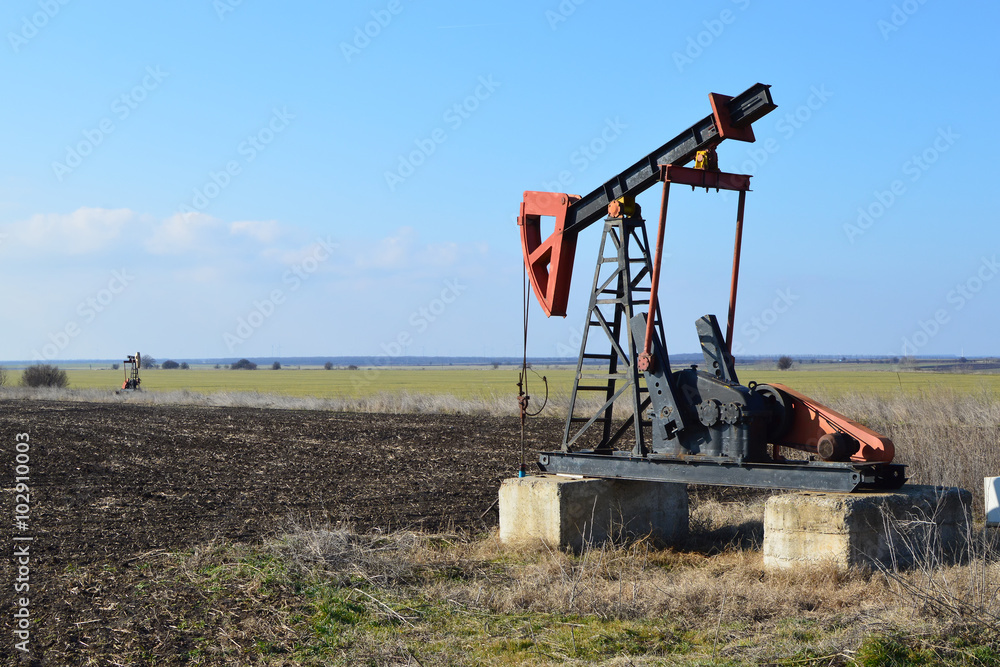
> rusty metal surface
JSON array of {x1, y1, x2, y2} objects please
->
[
  {"x1": 560, "y1": 83, "x2": 775, "y2": 236},
  {"x1": 726, "y1": 189, "x2": 748, "y2": 355},
  {"x1": 517, "y1": 191, "x2": 580, "y2": 317},
  {"x1": 709, "y1": 91, "x2": 757, "y2": 143},
  {"x1": 763, "y1": 383, "x2": 896, "y2": 464},
  {"x1": 658, "y1": 164, "x2": 751, "y2": 191},
  {"x1": 642, "y1": 178, "x2": 671, "y2": 361}
]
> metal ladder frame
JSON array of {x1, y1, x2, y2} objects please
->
[{"x1": 562, "y1": 215, "x2": 666, "y2": 456}]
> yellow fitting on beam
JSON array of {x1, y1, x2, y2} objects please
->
[{"x1": 694, "y1": 149, "x2": 719, "y2": 171}]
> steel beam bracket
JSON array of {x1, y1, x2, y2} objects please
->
[
  {"x1": 658, "y1": 164, "x2": 751, "y2": 192},
  {"x1": 708, "y1": 92, "x2": 758, "y2": 144}
]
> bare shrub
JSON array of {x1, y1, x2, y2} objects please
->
[
  {"x1": 874, "y1": 500, "x2": 1000, "y2": 639},
  {"x1": 20, "y1": 364, "x2": 69, "y2": 388}
]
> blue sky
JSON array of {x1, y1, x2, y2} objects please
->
[{"x1": 2, "y1": 0, "x2": 998, "y2": 362}]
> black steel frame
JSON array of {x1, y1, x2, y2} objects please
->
[
  {"x1": 562, "y1": 216, "x2": 665, "y2": 456},
  {"x1": 562, "y1": 83, "x2": 775, "y2": 237},
  {"x1": 538, "y1": 451, "x2": 906, "y2": 493}
]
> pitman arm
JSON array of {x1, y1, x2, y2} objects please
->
[{"x1": 518, "y1": 83, "x2": 776, "y2": 316}]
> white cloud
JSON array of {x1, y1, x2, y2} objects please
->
[
  {"x1": 261, "y1": 241, "x2": 329, "y2": 267},
  {"x1": 350, "y1": 226, "x2": 467, "y2": 271},
  {"x1": 230, "y1": 219, "x2": 283, "y2": 244},
  {"x1": 2, "y1": 206, "x2": 300, "y2": 268},
  {"x1": 424, "y1": 240, "x2": 460, "y2": 266},
  {"x1": 145, "y1": 211, "x2": 222, "y2": 255},
  {"x1": 3, "y1": 207, "x2": 135, "y2": 254},
  {"x1": 0, "y1": 209, "x2": 506, "y2": 359},
  {"x1": 336, "y1": 226, "x2": 489, "y2": 275},
  {"x1": 357, "y1": 226, "x2": 418, "y2": 270},
  {"x1": 171, "y1": 266, "x2": 225, "y2": 284},
  {"x1": 0, "y1": 211, "x2": 492, "y2": 294}
]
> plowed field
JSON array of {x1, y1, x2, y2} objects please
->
[{"x1": 0, "y1": 399, "x2": 559, "y2": 664}]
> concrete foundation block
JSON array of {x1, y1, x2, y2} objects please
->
[
  {"x1": 499, "y1": 475, "x2": 688, "y2": 552},
  {"x1": 986, "y1": 477, "x2": 1000, "y2": 526},
  {"x1": 763, "y1": 484, "x2": 972, "y2": 571}
]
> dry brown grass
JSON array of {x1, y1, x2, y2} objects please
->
[
  {"x1": 821, "y1": 390, "x2": 1000, "y2": 515},
  {"x1": 260, "y1": 491, "x2": 1000, "y2": 665},
  {"x1": 44, "y1": 493, "x2": 1000, "y2": 665},
  {"x1": 871, "y1": 500, "x2": 1000, "y2": 637}
]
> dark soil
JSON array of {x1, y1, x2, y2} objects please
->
[{"x1": 0, "y1": 399, "x2": 562, "y2": 665}]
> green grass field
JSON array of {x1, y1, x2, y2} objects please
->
[
  {"x1": 743, "y1": 368, "x2": 1000, "y2": 396},
  {"x1": 10, "y1": 364, "x2": 1000, "y2": 400}
]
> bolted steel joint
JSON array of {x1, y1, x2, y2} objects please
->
[
  {"x1": 697, "y1": 399, "x2": 722, "y2": 427},
  {"x1": 722, "y1": 402, "x2": 743, "y2": 425},
  {"x1": 637, "y1": 351, "x2": 653, "y2": 372}
]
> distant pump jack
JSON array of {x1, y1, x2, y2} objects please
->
[{"x1": 120, "y1": 352, "x2": 141, "y2": 392}]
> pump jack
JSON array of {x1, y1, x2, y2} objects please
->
[
  {"x1": 518, "y1": 83, "x2": 905, "y2": 492},
  {"x1": 121, "y1": 352, "x2": 141, "y2": 391}
]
